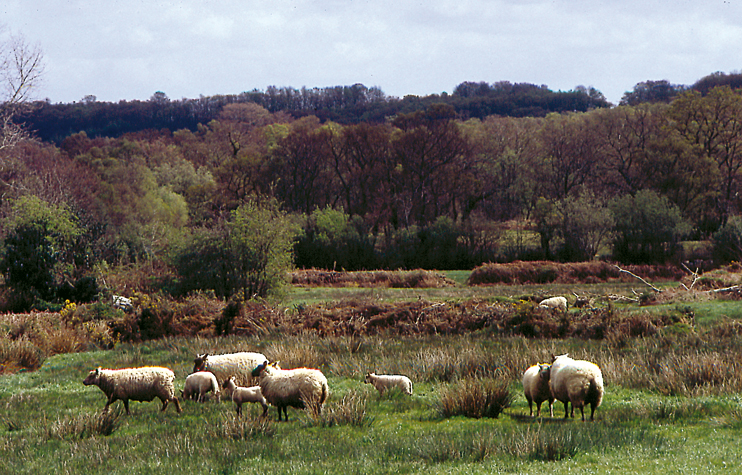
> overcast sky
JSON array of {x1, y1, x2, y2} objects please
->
[{"x1": 4, "y1": 1, "x2": 742, "y2": 106}]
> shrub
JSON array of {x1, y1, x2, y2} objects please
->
[
  {"x1": 434, "y1": 377, "x2": 514, "y2": 419},
  {"x1": 712, "y1": 215, "x2": 742, "y2": 264}
]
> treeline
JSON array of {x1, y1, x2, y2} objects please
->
[
  {"x1": 4, "y1": 75, "x2": 742, "y2": 310},
  {"x1": 18, "y1": 81, "x2": 612, "y2": 144}
]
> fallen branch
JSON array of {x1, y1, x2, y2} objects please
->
[
  {"x1": 713, "y1": 285, "x2": 741, "y2": 293},
  {"x1": 614, "y1": 265, "x2": 662, "y2": 293}
]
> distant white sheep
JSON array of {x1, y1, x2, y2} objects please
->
[
  {"x1": 538, "y1": 296, "x2": 568, "y2": 311},
  {"x1": 182, "y1": 371, "x2": 220, "y2": 402},
  {"x1": 522, "y1": 363, "x2": 554, "y2": 417},
  {"x1": 112, "y1": 295, "x2": 133, "y2": 312},
  {"x1": 83, "y1": 366, "x2": 182, "y2": 415},
  {"x1": 364, "y1": 372, "x2": 413, "y2": 396},
  {"x1": 252, "y1": 360, "x2": 329, "y2": 421},
  {"x1": 222, "y1": 376, "x2": 269, "y2": 416},
  {"x1": 192, "y1": 352, "x2": 267, "y2": 396},
  {"x1": 549, "y1": 354, "x2": 604, "y2": 421}
]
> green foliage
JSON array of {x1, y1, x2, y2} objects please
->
[
  {"x1": 294, "y1": 207, "x2": 377, "y2": 270},
  {"x1": 712, "y1": 215, "x2": 742, "y2": 264},
  {"x1": 1, "y1": 196, "x2": 84, "y2": 309},
  {"x1": 556, "y1": 190, "x2": 615, "y2": 261},
  {"x1": 174, "y1": 199, "x2": 297, "y2": 299},
  {"x1": 610, "y1": 189, "x2": 691, "y2": 263}
]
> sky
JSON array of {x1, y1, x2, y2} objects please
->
[{"x1": 3, "y1": 0, "x2": 742, "y2": 106}]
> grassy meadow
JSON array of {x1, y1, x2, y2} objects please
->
[{"x1": 1, "y1": 266, "x2": 742, "y2": 474}]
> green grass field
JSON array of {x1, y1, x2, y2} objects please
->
[{"x1": 2, "y1": 278, "x2": 742, "y2": 474}]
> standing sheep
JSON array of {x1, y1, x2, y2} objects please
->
[
  {"x1": 522, "y1": 363, "x2": 554, "y2": 417},
  {"x1": 83, "y1": 366, "x2": 182, "y2": 415},
  {"x1": 539, "y1": 296, "x2": 568, "y2": 311},
  {"x1": 251, "y1": 360, "x2": 329, "y2": 422},
  {"x1": 549, "y1": 354, "x2": 604, "y2": 421},
  {"x1": 192, "y1": 352, "x2": 267, "y2": 394},
  {"x1": 364, "y1": 372, "x2": 413, "y2": 396},
  {"x1": 182, "y1": 371, "x2": 220, "y2": 402},
  {"x1": 222, "y1": 376, "x2": 269, "y2": 416}
]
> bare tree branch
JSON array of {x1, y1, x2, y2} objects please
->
[
  {"x1": 0, "y1": 30, "x2": 44, "y2": 154},
  {"x1": 614, "y1": 264, "x2": 663, "y2": 293}
]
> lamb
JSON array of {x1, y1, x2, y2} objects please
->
[
  {"x1": 83, "y1": 366, "x2": 182, "y2": 415},
  {"x1": 182, "y1": 371, "x2": 220, "y2": 402},
  {"x1": 522, "y1": 363, "x2": 554, "y2": 417},
  {"x1": 549, "y1": 354, "x2": 604, "y2": 421},
  {"x1": 251, "y1": 360, "x2": 329, "y2": 422},
  {"x1": 539, "y1": 296, "x2": 568, "y2": 310},
  {"x1": 364, "y1": 372, "x2": 413, "y2": 396},
  {"x1": 192, "y1": 351, "x2": 267, "y2": 395},
  {"x1": 222, "y1": 376, "x2": 269, "y2": 416}
]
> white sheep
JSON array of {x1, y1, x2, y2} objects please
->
[
  {"x1": 549, "y1": 354, "x2": 604, "y2": 421},
  {"x1": 251, "y1": 360, "x2": 329, "y2": 422},
  {"x1": 182, "y1": 371, "x2": 220, "y2": 402},
  {"x1": 112, "y1": 295, "x2": 133, "y2": 312},
  {"x1": 522, "y1": 363, "x2": 554, "y2": 417},
  {"x1": 83, "y1": 366, "x2": 182, "y2": 415},
  {"x1": 222, "y1": 376, "x2": 269, "y2": 416},
  {"x1": 364, "y1": 372, "x2": 413, "y2": 396},
  {"x1": 538, "y1": 296, "x2": 568, "y2": 311},
  {"x1": 192, "y1": 351, "x2": 267, "y2": 395}
]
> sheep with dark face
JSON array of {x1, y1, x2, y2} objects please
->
[
  {"x1": 222, "y1": 376, "x2": 269, "y2": 416},
  {"x1": 549, "y1": 354, "x2": 604, "y2": 421},
  {"x1": 522, "y1": 363, "x2": 554, "y2": 417},
  {"x1": 251, "y1": 360, "x2": 329, "y2": 422},
  {"x1": 83, "y1": 366, "x2": 182, "y2": 415}
]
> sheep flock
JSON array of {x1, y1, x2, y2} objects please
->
[{"x1": 82, "y1": 295, "x2": 607, "y2": 422}]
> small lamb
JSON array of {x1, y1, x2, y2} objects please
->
[
  {"x1": 182, "y1": 371, "x2": 220, "y2": 403},
  {"x1": 522, "y1": 363, "x2": 554, "y2": 417},
  {"x1": 364, "y1": 372, "x2": 413, "y2": 396},
  {"x1": 222, "y1": 376, "x2": 269, "y2": 416}
]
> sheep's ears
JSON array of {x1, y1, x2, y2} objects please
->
[{"x1": 95, "y1": 367, "x2": 101, "y2": 374}]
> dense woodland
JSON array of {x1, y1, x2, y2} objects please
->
[{"x1": 3, "y1": 72, "x2": 742, "y2": 310}]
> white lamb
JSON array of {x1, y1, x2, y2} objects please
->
[
  {"x1": 251, "y1": 360, "x2": 329, "y2": 422},
  {"x1": 364, "y1": 372, "x2": 413, "y2": 396},
  {"x1": 192, "y1": 351, "x2": 267, "y2": 395},
  {"x1": 549, "y1": 354, "x2": 604, "y2": 421},
  {"x1": 182, "y1": 371, "x2": 220, "y2": 402},
  {"x1": 222, "y1": 376, "x2": 269, "y2": 416},
  {"x1": 83, "y1": 366, "x2": 182, "y2": 415},
  {"x1": 522, "y1": 363, "x2": 554, "y2": 417},
  {"x1": 539, "y1": 296, "x2": 568, "y2": 310}
]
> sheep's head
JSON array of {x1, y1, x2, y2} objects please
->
[
  {"x1": 83, "y1": 367, "x2": 102, "y2": 386},
  {"x1": 538, "y1": 364, "x2": 551, "y2": 380},
  {"x1": 364, "y1": 372, "x2": 376, "y2": 384},
  {"x1": 222, "y1": 376, "x2": 236, "y2": 390},
  {"x1": 193, "y1": 354, "x2": 209, "y2": 373},
  {"x1": 251, "y1": 361, "x2": 268, "y2": 377}
]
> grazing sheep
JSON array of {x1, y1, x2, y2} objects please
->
[
  {"x1": 182, "y1": 371, "x2": 220, "y2": 402},
  {"x1": 549, "y1": 354, "x2": 604, "y2": 421},
  {"x1": 251, "y1": 360, "x2": 329, "y2": 422},
  {"x1": 222, "y1": 376, "x2": 269, "y2": 416},
  {"x1": 83, "y1": 366, "x2": 182, "y2": 415},
  {"x1": 192, "y1": 352, "x2": 267, "y2": 395},
  {"x1": 539, "y1": 296, "x2": 568, "y2": 310},
  {"x1": 522, "y1": 363, "x2": 554, "y2": 418},
  {"x1": 364, "y1": 372, "x2": 413, "y2": 396}
]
